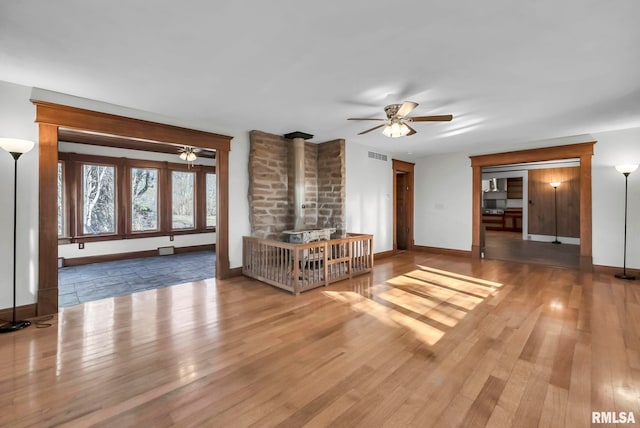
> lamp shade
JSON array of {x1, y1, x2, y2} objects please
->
[
  {"x1": 0, "y1": 138, "x2": 35, "y2": 154},
  {"x1": 615, "y1": 164, "x2": 639, "y2": 174},
  {"x1": 549, "y1": 182, "x2": 561, "y2": 188}
]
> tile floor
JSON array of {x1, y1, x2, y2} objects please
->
[{"x1": 58, "y1": 251, "x2": 216, "y2": 307}]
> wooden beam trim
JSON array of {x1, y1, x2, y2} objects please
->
[
  {"x1": 469, "y1": 142, "x2": 596, "y2": 167},
  {"x1": 33, "y1": 101, "x2": 232, "y2": 151}
]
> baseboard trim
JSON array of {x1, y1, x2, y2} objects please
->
[
  {"x1": 413, "y1": 245, "x2": 472, "y2": 258},
  {"x1": 593, "y1": 264, "x2": 639, "y2": 277},
  {"x1": 227, "y1": 267, "x2": 243, "y2": 278},
  {"x1": 0, "y1": 303, "x2": 38, "y2": 322},
  {"x1": 374, "y1": 250, "x2": 395, "y2": 260},
  {"x1": 62, "y1": 244, "x2": 216, "y2": 267}
]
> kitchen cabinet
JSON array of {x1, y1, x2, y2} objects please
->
[
  {"x1": 506, "y1": 177, "x2": 523, "y2": 199},
  {"x1": 482, "y1": 208, "x2": 523, "y2": 232}
]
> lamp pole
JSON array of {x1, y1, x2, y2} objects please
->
[
  {"x1": 615, "y1": 164, "x2": 638, "y2": 280},
  {"x1": 550, "y1": 182, "x2": 561, "y2": 244},
  {"x1": 0, "y1": 138, "x2": 35, "y2": 333}
]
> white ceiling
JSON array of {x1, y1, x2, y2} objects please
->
[{"x1": 1, "y1": 1, "x2": 639, "y2": 156}]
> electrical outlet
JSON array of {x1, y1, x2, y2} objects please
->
[
  {"x1": 170, "y1": 235, "x2": 174, "y2": 241},
  {"x1": 78, "y1": 242, "x2": 84, "y2": 249}
]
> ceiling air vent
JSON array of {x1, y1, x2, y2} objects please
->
[{"x1": 368, "y1": 151, "x2": 388, "y2": 162}]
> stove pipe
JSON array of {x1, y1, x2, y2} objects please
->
[{"x1": 284, "y1": 131, "x2": 313, "y2": 231}]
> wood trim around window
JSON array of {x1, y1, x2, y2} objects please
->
[
  {"x1": 469, "y1": 141, "x2": 595, "y2": 271},
  {"x1": 58, "y1": 152, "x2": 216, "y2": 243},
  {"x1": 35, "y1": 101, "x2": 233, "y2": 316}
]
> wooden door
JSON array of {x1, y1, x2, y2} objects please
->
[
  {"x1": 528, "y1": 167, "x2": 580, "y2": 238},
  {"x1": 396, "y1": 172, "x2": 408, "y2": 250},
  {"x1": 392, "y1": 159, "x2": 414, "y2": 252}
]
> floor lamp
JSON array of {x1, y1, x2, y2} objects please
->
[
  {"x1": 549, "y1": 181, "x2": 561, "y2": 244},
  {"x1": 0, "y1": 138, "x2": 35, "y2": 334},
  {"x1": 615, "y1": 164, "x2": 638, "y2": 280}
]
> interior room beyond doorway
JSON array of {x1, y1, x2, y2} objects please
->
[{"x1": 481, "y1": 160, "x2": 581, "y2": 268}]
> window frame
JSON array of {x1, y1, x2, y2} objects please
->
[
  {"x1": 58, "y1": 152, "x2": 216, "y2": 244},
  {"x1": 57, "y1": 160, "x2": 67, "y2": 239},
  {"x1": 205, "y1": 172, "x2": 217, "y2": 230},
  {"x1": 129, "y1": 165, "x2": 161, "y2": 234},
  {"x1": 169, "y1": 168, "x2": 197, "y2": 231},
  {"x1": 78, "y1": 160, "x2": 118, "y2": 238}
]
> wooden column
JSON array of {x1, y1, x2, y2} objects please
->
[
  {"x1": 38, "y1": 124, "x2": 59, "y2": 315},
  {"x1": 579, "y1": 153, "x2": 593, "y2": 269},
  {"x1": 471, "y1": 165, "x2": 482, "y2": 259},
  {"x1": 216, "y1": 148, "x2": 230, "y2": 278}
]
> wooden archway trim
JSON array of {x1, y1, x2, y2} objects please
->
[
  {"x1": 33, "y1": 101, "x2": 233, "y2": 315},
  {"x1": 469, "y1": 141, "x2": 595, "y2": 271},
  {"x1": 35, "y1": 101, "x2": 231, "y2": 151}
]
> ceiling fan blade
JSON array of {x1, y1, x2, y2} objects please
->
[
  {"x1": 348, "y1": 118, "x2": 385, "y2": 121},
  {"x1": 406, "y1": 124, "x2": 417, "y2": 136},
  {"x1": 358, "y1": 124, "x2": 385, "y2": 135},
  {"x1": 396, "y1": 101, "x2": 418, "y2": 118},
  {"x1": 408, "y1": 114, "x2": 453, "y2": 122}
]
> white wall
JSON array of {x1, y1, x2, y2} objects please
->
[
  {"x1": 59, "y1": 233, "x2": 216, "y2": 259},
  {"x1": 591, "y1": 127, "x2": 640, "y2": 269},
  {"x1": 414, "y1": 152, "x2": 472, "y2": 251},
  {"x1": 0, "y1": 81, "x2": 39, "y2": 308},
  {"x1": 228, "y1": 132, "x2": 250, "y2": 268},
  {"x1": 345, "y1": 142, "x2": 393, "y2": 253}
]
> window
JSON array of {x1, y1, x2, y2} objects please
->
[
  {"x1": 58, "y1": 152, "x2": 214, "y2": 242},
  {"x1": 82, "y1": 164, "x2": 116, "y2": 234},
  {"x1": 57, "y1": 161, "x2": 64, "y2": 237},
  {"x1": 171, "y1": 170, "x2": 195, "y2": 229},
  {"x1": 206, "y1": 173, "x2": 216, "y2": 228},
  {"x1": 131, "y1": 168, "x2": 159, "y2": 232}
]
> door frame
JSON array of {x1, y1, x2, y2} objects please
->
[
  {"x1": 33, "y1": 101, "x2": 233, "y2": 315},
  {"x1": 392, "y1": 159, "x2": 415, "y2": 253},
  {"x1": 469, "y1": 141, "x2": 595, "y2": 270}
]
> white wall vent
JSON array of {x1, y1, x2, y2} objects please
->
[
  {"x1": 368, "y1": 151, "x2": 388, "y2": 162},
  {"x1": 158, "y1": 246, "x2": 175, "y2": 256}
]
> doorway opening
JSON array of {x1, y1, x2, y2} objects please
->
[
  {"x1": 480, "y1": 160, "x2": 581, "y2": 268},
  {"x1": 55, "y1": 136, "x2": 219, "y2": 307},
  {"x1": 470, "y1": 142, "x2": 595, "y2": 271},
  {"x1": 34, "y1": 101, "x2": 233, "y2": 315},
  {"x1": 393, "y1": 159, "x2": 414, "y2": 252}
]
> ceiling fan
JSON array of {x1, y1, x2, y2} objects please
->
[{"x1": 348, "y1": 101, "x2": 453, "y2": 137}]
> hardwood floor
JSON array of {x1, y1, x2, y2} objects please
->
[{"x1": 1, "y1": 252, "x2": 639, "y2": 427}]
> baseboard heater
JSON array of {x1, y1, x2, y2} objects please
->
[{"x1": 158, "y1": 246, "x2": 175, "y2": 256}]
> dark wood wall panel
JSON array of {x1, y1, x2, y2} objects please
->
[{"x1": 528, "y1": 167, "x2": 580, "y2": 238}]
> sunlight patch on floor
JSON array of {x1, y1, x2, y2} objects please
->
[
  {"x1": 324, "y1": 265, "x2": 503, "y2": 346},
  {"x1": 323, "y1": 291, "x2": 445, "y2": 345}
]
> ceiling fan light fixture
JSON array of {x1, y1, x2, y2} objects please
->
[
  {"x1": 186, "y1": 151, "x2": 197, "y2": 162},
  {"x1": 382, "y1": 120, "x2": 410, "y2": 138},
  {"x1": 179, "y1": 152, "x2": 188, "y2": 161}
]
